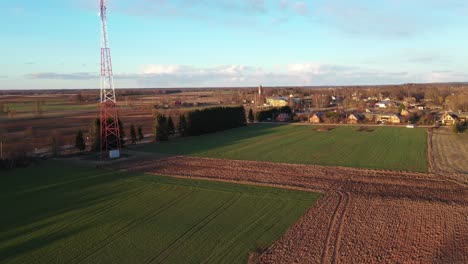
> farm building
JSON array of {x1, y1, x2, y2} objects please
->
[
  {"x1": 266, "y1": 97, "x2": 289, "y2": 107},
  {"x1": 375, "y1": 101, "x2": 390, "y2": 108},
  {"x1": 347, "y1": 113, "x2": 364, "y2": 124},
  {"x1": 376, "y1": 102, "x2": 388, "y2": 108},
  {"x1": 376, "y1": 114, "x2": 401, "y2": 124},
  {"x1": 309, "y1": 113, "x2": 324, "y2": 124},
  {"x1": 440, "y1": 112, "x2": 459, "y2": 126},
  {"x1": 390, "y1": 114, "x2": 402, "y2": 124}
]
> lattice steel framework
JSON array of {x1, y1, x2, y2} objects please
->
[{"x1": 99, "y1": 0, "x2": 121, "y2": 155}]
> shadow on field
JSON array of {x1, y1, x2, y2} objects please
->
[
  {"x1": 0, "y1": 224, "x2": 93, "y2": 262},
  {"x1": 0, "y1": 161, "x2": 138, "y2": 260},
  {"x1": 138, "y1": 123, "x2": 287, "y2": 155}
]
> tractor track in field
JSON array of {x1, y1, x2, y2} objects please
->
[
  {"x1": 147, "y1": 193, "x2": 242, "y2": 264},
  {"x1": 329, "y1": 192, "x2": 350, "y2": 264},
  {"x1": 118, "y1": 155, "x2": 468, "y2": 263},
  {"x1": 319, "y1": 192, "x2": 344, "y2": 264},
  {"x1": 72, "y1": 190, "x2": 195, "y2": 264}
]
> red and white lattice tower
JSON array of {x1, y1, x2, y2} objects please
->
[{"x1": 99, "y1": 0, "x2": 121, "y2": 157}]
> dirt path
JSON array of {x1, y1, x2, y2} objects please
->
[{"x1": 113, "y1": 155, "x2": 468, "y2": 263}]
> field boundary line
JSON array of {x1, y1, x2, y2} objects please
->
[
  {"x1": 146, "y1": 172, "x2": 326, "y2": 194},
  {"x1": 427, "y1": 129, "x2": 436, "y2": 174}
]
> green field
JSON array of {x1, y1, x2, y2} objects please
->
[
  {"x1": 2, "y1": 101, "x2": 97, "y2": 113},
  {"x1": 141, "y1": 124, "x2": 428, "y2": 172},
  {"x1": 0, "y1": 161, "x2": 319, "y2": 264}
]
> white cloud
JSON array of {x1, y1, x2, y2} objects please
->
[
  {"x1": 126, "y1": 63, "x2": 417, "y2": 87},
  {"x1": 287, "y1": 63, "x2": 322, "y2": 74},
  {"x1": 26, "y1": 72, "x2": 98, "y2": 80},
  {"x1": 142, "y1": 65, "x2": 186, "y2": 75},
  {"x1": 424, "y1": 71, "x2": 468, "y2": 83},
  {"x1": 24, "y1": 63, "x2": 467, "y2": 88}
]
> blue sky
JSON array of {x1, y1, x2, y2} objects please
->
[{"x1": 1, "y1": 0, "x2": 468, "y2": 89}]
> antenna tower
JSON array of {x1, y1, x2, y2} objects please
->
[{"x1": 99, "y1": 0, "x2": 121, "y2": 157}]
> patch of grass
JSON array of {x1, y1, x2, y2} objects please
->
[
  {"x1": 0, "y1": 161, "x2": 319, "y2": 264},
  {"x1": 141, "y1": 124, "x2": 428, "y2": 172}
]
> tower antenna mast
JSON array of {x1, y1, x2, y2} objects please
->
[{"x1": 99, "y1": 0, "x2": 121, "y2": 158}]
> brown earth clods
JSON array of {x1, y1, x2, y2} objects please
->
[
  {"x1": 116, "y1": 156, "x2": 468, "y2": 264},
  {"x1": 428, "y1": 128, "x2": 468, "y2": 184},
  {"x1": 313, "y1": 126, "x2": 336, "y2": 132},
  {"x1": 357, "y1": 126, "x2": 375, "y2": 132}
]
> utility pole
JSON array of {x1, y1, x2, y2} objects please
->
[{"x1": 99, "y1": 0, "x2": 121, "y2": 158}]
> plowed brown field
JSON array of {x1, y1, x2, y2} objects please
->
[
  {"x1": 429, "y1": 128, "x2": 468, "y2": 184},
  {"x1": 117, "y1": 156, "x2": 468, "y2": 263}
]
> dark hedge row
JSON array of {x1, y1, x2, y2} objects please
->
[
  {"x1": 0, "y1": 157, "x2": 34, "y2": 170},
  {"x1": 187, "y1": 106, "x2": 246, "y2": 136},
  {"x1": 256, "y1": 106, "x2": 292, "y2": 121}
]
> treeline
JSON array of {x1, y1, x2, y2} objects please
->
[
  {"x1": 72, "y1": 118, "x2": 145, "y2": 154},
  {"x1": 155, "y1": 106, "x2": 246, "y2": 141},
  {"x1": 187, "y1": 106, "x2": 246, "y2": 135},
  {"x1": 86, "y1": 118, "x2": 126, "y2": 152},
  {"x1": 256, "y1": 106, "x2": 292, "y2": 121},
  {"x1": 0, "y1": 156, "x2": 34, "y2": 170},
  {"x1": 155, "y1": 115, "x2": 179, "y2": 141}
]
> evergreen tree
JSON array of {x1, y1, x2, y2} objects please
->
[
  {"x1": 75, "y1": 130, "x2": 86, "y2": 152},
  {"x1": 50, "y1": 136, "x2": 58, "y2": 157},
  {"x1": 130, "y1": 124, "x2": 137, "y2": 144},
  {"x1": 248, "y1": 108, "x2": 255, "y2": 122},
  {"x1": 398, "y1": 104, "x2": 406, "y2": 113},
  {"x1": 167, "y1": 116, "x2": 175, "y2": 136},
  {"x1": 118, "y1": 118, "x2": 125, "y2": 147},
  {"x1": 137, "y1": 125, "x2": 144, "y2": 141},
  {"x1": 453, "y1": 121, "x2": 466, "y2": 134},
  {"x1": 89, "y1": 117, "x2": 125, "y2": 151},
  {"x1": 178, "y1": 115, "x2": 188, "y2": 137},
  {"x1": 90, "y1": 118, "x2": 101, "y2": 152},
  {"x1": 155, "y1": 114, "x2": 169, "y2": 141}
]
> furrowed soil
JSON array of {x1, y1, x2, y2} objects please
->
[
  {"x1": 429, "y1": 127, "x2": 468, "y2": 184},
  {"x1": 118, "y1": 155, "x2": 468, "y2": 263}
]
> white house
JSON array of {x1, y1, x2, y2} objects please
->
[{"x1": 376, "y1": 101, "x2": 389, "y2": 108}]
